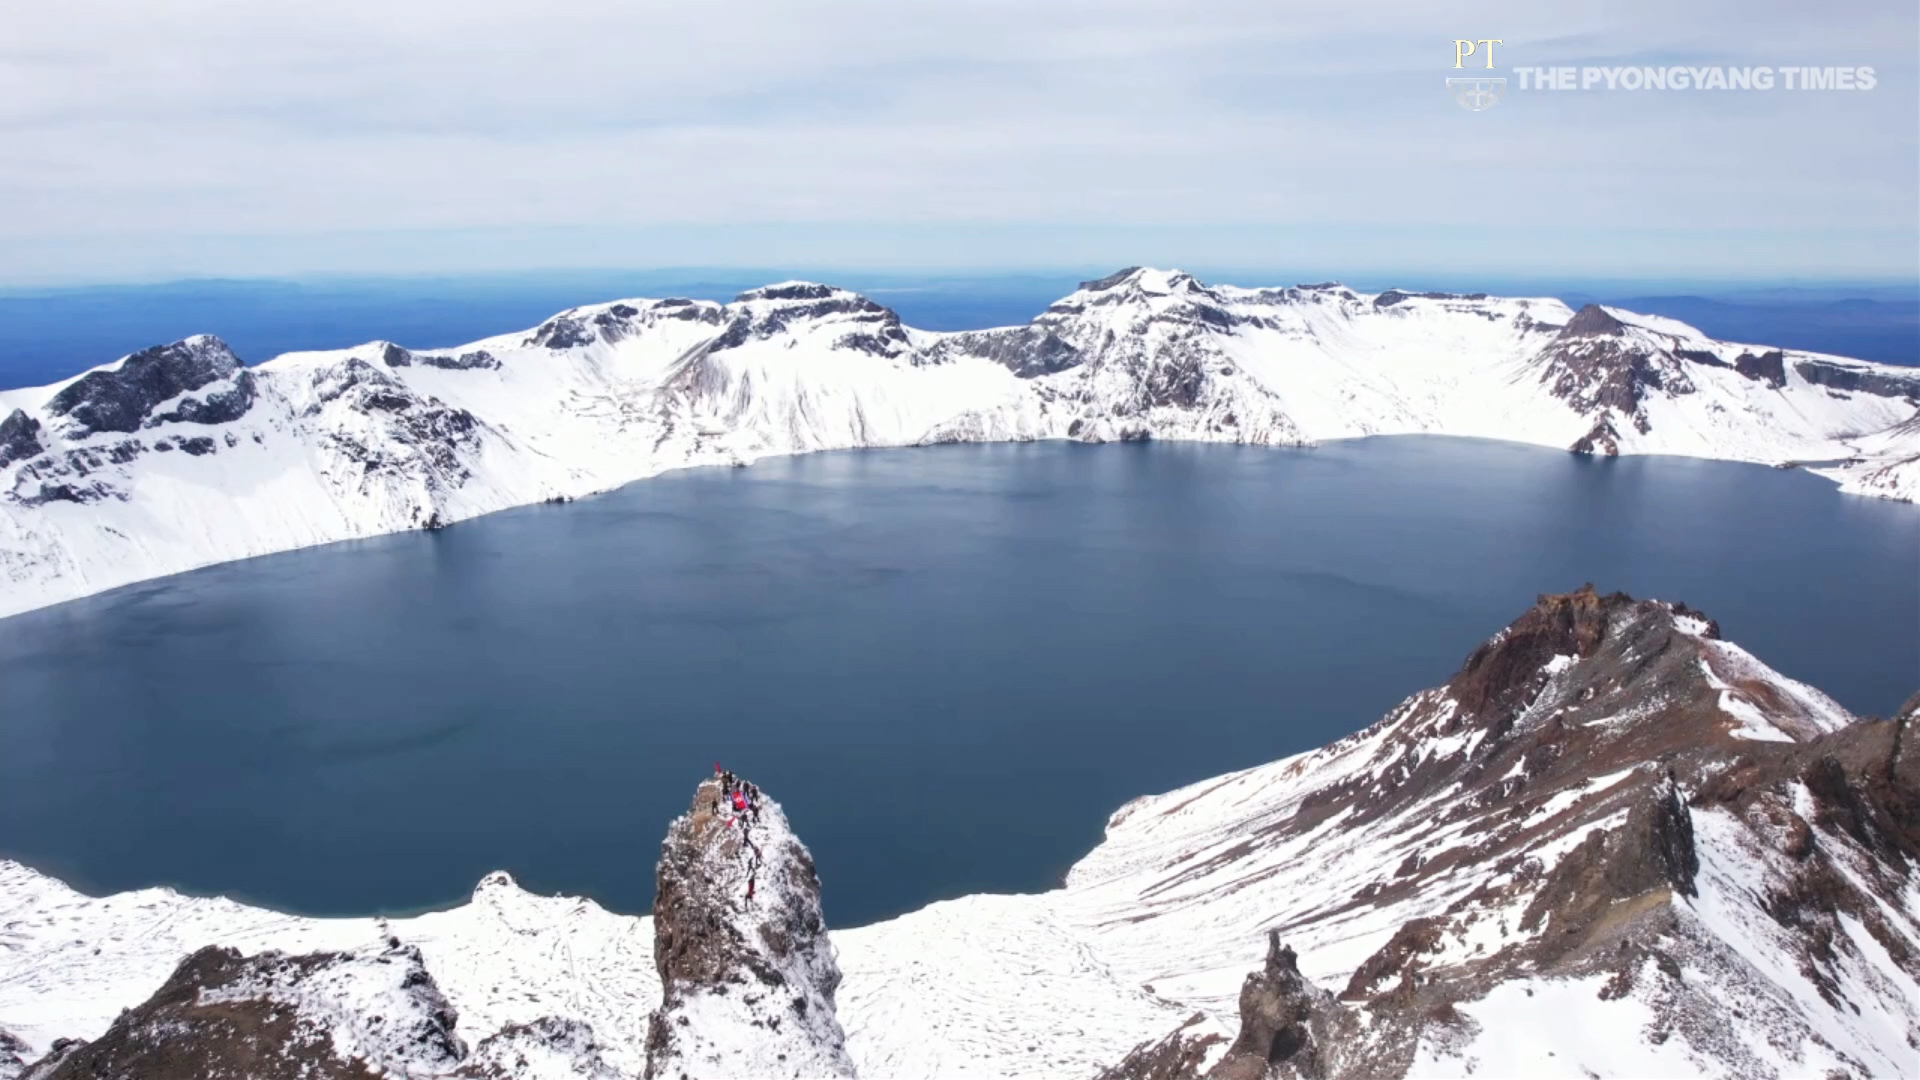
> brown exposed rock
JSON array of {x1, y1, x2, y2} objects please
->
[
  {"x1": 1793, "y1": 358, "x2": 1920, "y2": 401},
  {"x1": 1092, "y1": 1014, "x2": 1228, "y2": 1080},
  {"x1": 1206, "y1": 933, "x2": 1356, "y2": 1080},
  {"x1": 27, "y1": 944, "x2": 462, "y2": 1080},
  {"x1": 1560, "y1": 304, "x2": 1626, "y2": 337},
  {"x1": 1450, "y1": 584, "x2": 1618, "y2": 718},
  {"x1": 1732, "y1": 350, "x2": 1788, "y2": 388},
  {"x1": 644, "y1": 774, "x2": 855, "y2": 1079},
  {"x1": 1341, "y1": 918, "x2": 1444, "y2": 1001},
  {"x1": 1538, "y1": 307, "x2": 1700, "y2": 441}
]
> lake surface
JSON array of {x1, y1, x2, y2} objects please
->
[{"x1": 0, "y1": 439, "x2": 1914, "y2": 926}]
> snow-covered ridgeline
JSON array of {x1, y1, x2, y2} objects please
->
[
  {"x1": 4, "y1": 589, "x2": 1915, "y2": 1079},
  {"x1": 2, "y1": 270, "x2": 1916, "y2": 620}
]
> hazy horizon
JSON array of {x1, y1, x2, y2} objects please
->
[{"x1": 6, "y1": 3, "x2": 1914, "y2": 284}]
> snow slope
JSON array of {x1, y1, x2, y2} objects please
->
[
  {"x1": 2, "y1": 271, "x2": 1915, "y2": 620},
  {"x1": 4, "y1": 589, "x2": 1915, "y2": 1079},
  {"x1": 0, "y1": 867, "x2": 659, "y2": 1079}
]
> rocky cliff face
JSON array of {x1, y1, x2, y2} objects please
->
[
  {"x1": 19, "y1": 941, "x2": 465, "y2": 1080},
  {"x1": 645, "y1": 775, "x2": 856, "y2": 1080},
  {"x1": 44, "y1": 336, "x2": 255, "y2": 439},
  {"x1": 1082, "y1": 586, "x2": 1919, "y2": 1079}
]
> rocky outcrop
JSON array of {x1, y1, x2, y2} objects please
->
[
  {"x1": 421, "y1": 350, "x2": 501, "y2": 370},
  {"x1": 1559, "y1": 303, "x2": 1627, "y2": 338},
  {"x1": 1794, "y1": 358, "x2": 1920, "y2": 401},
  {"x1": 1372, "y1": 290, "x2": 1488, "y2": 308},
  {"x1": 1093, "y1": 1014, "x2": 1229, "y2": 1080},
  {"x1": 1540, "y1": 322, "x2": 1694, "y2": 438},
  {"x1": 0, "y1": 411, "x2": 42, "y2": 470},
  {"x1": 931, "y1": 325, "x2": 1084, "y2": 377},
  {"x1": 1206, "y1": 934, "x2": 1357, "y2": 1080},
  {"x1": 717, "y1": 284, "x2": 912, "y2": 359},
  {"x1": 46, "y1": 336, "x2": 252, "y2": 437},
  {"x1": 301, "y1": 357, "x2": 486, "y2": 523},
  {"x1": 0, "y1": 1029, "x2": 31, "y2": 1080},
  {"x1": 644, "y1": 774, "x2": 855, "y2": 1080},
  {"x1": 23, "y1": 942, "x2": 465, "y2": 1080},
  {"x1": 1733, "y1": 350, "x2": 1788, "y2": 388}
]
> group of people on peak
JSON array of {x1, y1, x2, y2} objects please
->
[
  {"x1": 712, "y1": 764, "x2": 766, "y2": 900},
  {"x1": 712, "y1": 764, "x2": 763, "y2": 826}
]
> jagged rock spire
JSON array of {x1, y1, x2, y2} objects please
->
[
  {"x1": 644, "y1": 773, "x2": 855, "y2": 1080},
  {"x1": 1206, "y1": 933, "x2": 1355, "y2": 1080}
]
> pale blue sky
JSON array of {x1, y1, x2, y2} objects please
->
[{"x1": 2, "y1": 0, "x2": 1914, "y2": 284}]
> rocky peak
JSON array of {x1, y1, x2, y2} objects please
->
[
  {"x1": 1318, "y1": 587, "x2": 1736, "y2": 787},
  {"x1": 1060, "y1": 267, "x2": 1215, "y2": 308},
  {"x1": 1560, "y1": 303, "x2": 1627, "y2": 338},
  {"x1": 1446, "y1": 585, "x2": 1721, "y2": 729},
  {"x1": 1079, "y1": 267, "x2": 1148, "y2": 292},
  {"x1": 1076, "y1": 267, "x2": 1208, "y2": 295},
  {"x1": 710, "y1": 284, "x2": 909, "y2": 358},
  {"x1": 46, "y1": 336, "x2": 253, "y2": 438},
  {"x1": 22, "y1": 941, "x2": 465, "y2": 1080},
  {"x1": 1536, "y1": 305, "x2": 1699, "y2": 452},
  {"x1": 1450, "y1": 584, "x2": 1622, "y2": 715},
  {"x1": 0, "y1": 410, "x2": 44, "y2": 470},
  {"x1": 527, "y1": 299, "x2": 728, "y2": 351},
  {"x1": 1039, "y1": 268, "x2": 1240, "y2": 348},
  {"x1": 644, "y1": 772, "x2": 855, "y2": 1080}
]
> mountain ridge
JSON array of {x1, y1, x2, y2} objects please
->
[{"x1": 0, "y1": 267, "x2": 1916, "y2": 620}]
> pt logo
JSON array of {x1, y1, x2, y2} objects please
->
[{"x1": 1447, "y1": 38, "x2": 1505, "y2": 111}]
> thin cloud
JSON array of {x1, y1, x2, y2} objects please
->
[{"x1": 0, "y1": 0, "x2": 1912, "y2": 281}]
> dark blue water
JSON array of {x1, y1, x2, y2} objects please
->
[{"x1": 0, "y1": 439, "x2": 1913, "y2": 926}]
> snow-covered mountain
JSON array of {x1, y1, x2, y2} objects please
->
[
  {"x1": 4, "y1": 588, "x2": 1915, "y2": 1079},
  {"x1": 2, "y1": 269, "x2": 1916, "y2": 619}
]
